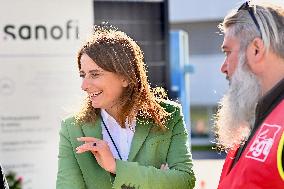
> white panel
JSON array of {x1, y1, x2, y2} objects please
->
[{"x1": 0, "y1": 0, "x2": 93, "y2": 188}]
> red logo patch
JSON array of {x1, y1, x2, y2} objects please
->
[{"x1": 245, "y1": 124, "x2": 281, "y2": 162}]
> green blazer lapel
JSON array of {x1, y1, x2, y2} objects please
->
[
  {"x1": 128, "y1": 117, "x2": 153, "y2": 161},
  {"x1": 81, "y1": 117, "x2": 103, "y2": 139},
  {"x1": 79, "y1": 117, "x2": 113, "y2": 188}
]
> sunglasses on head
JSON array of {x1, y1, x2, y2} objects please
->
[{"x1": 238, "y1": 1, "x2": 262, "y2": 36}]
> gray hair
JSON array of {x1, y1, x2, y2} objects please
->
[{"x1": 219, "y1": 1, "x2": 284, "y2": 58}]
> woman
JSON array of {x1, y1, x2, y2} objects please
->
[{"x1": 56, "y1": 25, "x2": 195, "y2": 189}]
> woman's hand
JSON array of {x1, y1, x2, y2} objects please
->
[{"x1": 76, "y1": 137, "x2": 116, "y2": 174}]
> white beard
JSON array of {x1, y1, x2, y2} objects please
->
[{"x1": 214, "y1": 53, "x2": 262, "y2": 150}]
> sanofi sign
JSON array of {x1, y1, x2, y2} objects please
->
[
  {"x1": 2, "y1": 20, "x2": 79, "y2": 41},
  {"x1": 0, "y1": 0, "x2": 92, "y2": 56},
  {"x1": 0, "y1": 20, "x2": 83, "y2": 55}
]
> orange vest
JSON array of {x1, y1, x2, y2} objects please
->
[{"x1": 218, "y1": 100, "x2": 284, "y2": 189}]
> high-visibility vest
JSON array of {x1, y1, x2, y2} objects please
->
[{"x1": 218, "y1": 100, "x2": 284, "y2": 189}]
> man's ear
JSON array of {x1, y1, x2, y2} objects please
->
[
  {"x1": 247, "y1": 37, "x2": 265, "y2": 73},
  {"x1": 252, "y1": 37, "x2": 265, "y2": 58}
]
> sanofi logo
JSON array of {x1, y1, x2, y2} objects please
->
[{"x1": 2, "y1": 20, "x2": 79, "y2": 41}]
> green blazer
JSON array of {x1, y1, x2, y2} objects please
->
[{"x1": 56, "y1": 101, "x2": 195, "y2": 189}]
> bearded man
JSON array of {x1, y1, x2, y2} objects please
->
[{"x1": 215, "y1": 1, "x2": 284, "y2": 189}]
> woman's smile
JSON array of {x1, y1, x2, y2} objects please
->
[{"x1": 89, "y1": 91, "x2": 103, "y2": 99}]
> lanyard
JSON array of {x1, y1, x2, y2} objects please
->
[{"x1": 101, "y1": 116, "x2": 123, "y2": 160}]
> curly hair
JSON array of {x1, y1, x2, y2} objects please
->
[{"x1": 75, "y1": 25, "x2": 170, "y2": 130}]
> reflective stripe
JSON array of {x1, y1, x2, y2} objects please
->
[{"x1": 277, "y1": 132, "x2": 284, "y2": 180}]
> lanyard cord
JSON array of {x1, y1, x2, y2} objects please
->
[{"x1": 101, "y1": 116, "x2": 123, "y2": 160}]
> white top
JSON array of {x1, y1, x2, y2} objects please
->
[{"x1": 100, "y1": 109, "x2": 136, "y2": 161}]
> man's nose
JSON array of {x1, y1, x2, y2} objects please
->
[{"x1": 220, "y1": 60, "x2": 228, "y2": 75}]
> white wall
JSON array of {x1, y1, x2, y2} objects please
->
[
  {"x1": 169, "y1": 0, "x2": 243, "y2": 22},
  {"x1": 169, "y1": 0, "x2": 284, "y2": 22},
  {"x1": 193, "y1": 159, "x2": 224, "y2": 189}
]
